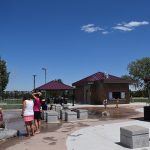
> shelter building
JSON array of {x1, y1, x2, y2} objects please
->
[
  {"x1": 36, "y1": 80, "x2": 73, "y2": 101},
  {"x1": 72, "y1": 72, "x2": 133, "y2": 104}
]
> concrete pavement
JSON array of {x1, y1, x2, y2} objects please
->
[
  {"x1": 0, "y1": 103, "x2": 149, "y2": 150},
  {"x1": 67, "y1": 120, "x2": 150, "y2": 150}
]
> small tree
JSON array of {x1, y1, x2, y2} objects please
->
[{"x1": 0, "y1": 58, "x2": 9, "y2": 99}]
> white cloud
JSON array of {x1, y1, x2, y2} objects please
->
[
  {"x1": 113, "y1": 26, "x2": 133, "y2": 31},
  {"x1": 81, "y1": 24, "x2": 103, "y2": 33},
  {"x1": 113, "y1": 21, "x2": 149, "y2": 32},
  {"x1": 102, "y1": 31, "x2": 110, "y2": 35},
  {"x1": 81, "y1": 21, "x2": 149, "y2": 34},
  {"x1": 124, "y1": 21, "x2": 149, "y2": 28}
]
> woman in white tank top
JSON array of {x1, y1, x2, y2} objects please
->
[{"x1": 22, "y1": 96, "x2": 35, "y2": 136}]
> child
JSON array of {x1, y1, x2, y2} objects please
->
[{"x1": 103, "y1": 98, "x2": 108, "y2": 109}]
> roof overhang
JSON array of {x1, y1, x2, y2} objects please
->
[{"x1": 103, "y1": 79, "x2": 135, "y2": 84}]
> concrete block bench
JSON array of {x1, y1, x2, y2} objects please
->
[
  {"x1": 41, "y1": 110, "x2": 47, "y2": 120},
  {"x1": 46, "y1": 111, "x2": 59, "y2": 123},
  {"x1": 77, "y1": 109, "x2": 88, "y2": 119},
  {"x1": 55, "y1": 104, "x2": 62, "y2": 119},
  {"x1": 0, "y1": 128, "x2": 18, "y2": 140},
  {"x1": 60, "y1": 110, "x2": 71, "y2": 121},
  {"x1": 63, "y1": 104, "x2": 69, "y2": 109},
  {"x1": 55, "y1": 104, "x2": 62, "y2": 112},
  {"x1": 120, "y1": 125, "x2": 149, "y2": 149},
  {"x1": 50, "y1": 104, "x2": 56, "y2": 111},
  {"x1": 65, "y1": 111, "x2": 77, "y2": 122}
]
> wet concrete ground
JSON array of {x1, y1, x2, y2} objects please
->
[
  {"x1": 3, "y1": 110, "x2": 25, "y2": 131},
  {"x1": 0, "y1": 105, "x2": 144, "y2": 150}
]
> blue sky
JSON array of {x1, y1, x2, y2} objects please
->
[{"x1": 0, "y1": 0, "x2": 150, "y2": 91}]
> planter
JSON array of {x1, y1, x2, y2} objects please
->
[{"x1": 144, "y1": 106, "x2": 150, "y2": 121}]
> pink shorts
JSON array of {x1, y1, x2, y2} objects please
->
[{"x1": 24, "y1": 115, "x2": 34, "y2": 122}]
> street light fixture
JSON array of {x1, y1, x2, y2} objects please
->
[{"x1": 42, "y1": 68, "x2": 47, "y2": 84}]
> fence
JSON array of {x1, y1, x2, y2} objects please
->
[
  {"x1": 0, "y1": 98, "x2": 74, "y2": 109},
  {"x1": 0, "y1": 99, "x2": 22, "y2": 109},
  {"x1": 130, "y1": 97, "x2": 149, "y2": 103}
]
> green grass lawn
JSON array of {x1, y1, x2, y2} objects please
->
[
  {"x1": 131, "y1": 97, "x2": 149, "y2": 103},
  {"x1": 0, "y1": 99, "x2": 22, "y2": 109}
]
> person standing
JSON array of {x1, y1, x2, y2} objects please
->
[
  {"x1": 72, "y1": 92, "x2": 75, "y2": 106},
  {"x1": 115, "y1": 98, "x2": 119, "y2": 108},
  {"x1": 32, "y1": 92, "x2": 42, "y2": 133},
  {"x1": 46, "y1": 97, "x2": 51, "y2": 110},
  {"x1": 21, "y1": 96, "x2": 34, "y2": 136},
  {"x1": 0, "y1": 108, "x2": 3, "y2": 122},
  {"x1": 103, "y1": 98, "x2": 108, "y2": 109}
]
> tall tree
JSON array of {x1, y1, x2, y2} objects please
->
[
  {"x1": 55, "y1": 79, "x2": 63, "y2": 83},
  {"x1": 121, "y1": 75, "x2": 137, "y2": 91},
  {"x1": 121, "y1": 75, "x2": 133, "y2": 80},
  {"x1": 0, "y1": 57, "x2": 9, "y2": 99},
  {"x1": 127, "y1": 57, "x2": 150, "y2": 89}
]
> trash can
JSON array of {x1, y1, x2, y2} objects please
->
[{"x1": 144, "y1": 106, "x2": 150, "y2": 121}]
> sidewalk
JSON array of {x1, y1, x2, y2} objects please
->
[
  {"x1": 67, "y1": 120, "x2": 150, "y2": 150},
  {"x1": 0, "y1": 103, "x2": 148, "y2": 150},
  {"x1": 67, "y1": 103, "x2": 149, "y2": 150}
]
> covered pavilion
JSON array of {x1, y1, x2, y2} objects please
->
[{"x1": 35, "y1": 80, "x2": 74, "y2": 103}]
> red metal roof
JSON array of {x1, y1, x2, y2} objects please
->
[
  {"x1": 72, "y1": 72, "x2": 132, "y2": 86},
  {"x1": 36, "y1": 80, "x2": 73, "y2": 90}
]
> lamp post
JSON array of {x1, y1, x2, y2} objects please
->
[
  {"x1": 42, "y1": 68, "x2": 47, "y2": 98},
  {"x1": 33, "y1": 75, "x2": 36, "y2": 90},
  {"x1": 42, "y1": 68, "x2": 47, "y2": 84}
]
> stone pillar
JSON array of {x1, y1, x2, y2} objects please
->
[
  {"x1": 65, "y1": 111, "x2": 77, "y2": 122},
  {"x1": 60, "y1": 110, "x2": 71, "y2": 121},
  {"x1": 46, "y1": 111, "x2": 59, "y2": 123},
  {"x1": 120, "y1": 125, "x2": 149, "y2": 149},
  {"x1": 77, "y1": 109, "x2": 88, "y2": 119}
]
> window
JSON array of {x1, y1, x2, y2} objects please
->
[
  {"x1": 108, "y1": 91, "x2": 126, "y2": 100},
  {"x1": 112, "y1": 92, "x2": 121, "y2": 99},
  {"x1": 121, "y1": 92, "x2": 125, "y2": 99},
  {"x1": 109, "y1": 92, "x2": 113, "y2": 100}
]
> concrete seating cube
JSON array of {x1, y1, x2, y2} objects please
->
[
  {"x1": 46, "y1": 111, "x2": 58, "y2": 123},
  {"x1": 63, "y1": 104, "x2": 69, "y2": 109},
  {"x1": 77, "y1": 109, "x2": 88, "y2": 119},
  {"x1": 50, "y1": 104, "x2": 56, "y2": 111},
  {"x1": 41, "y1": 110, "x2": 47, "y2": 120},
  {"x1": 55, "y1": 104, "x2": 62, "y2": 111},
  {"x1": 65, "y1": 111, "x2": 77, "y2": 122},
  {"x1": 55, "y1": 104, "x2": 62, "y2": 119},
  {"x1": 55, "y1": 104, "x2": 62, "y2": 112},
  {"x1": 0, "y1": 128, "x2": 18, "y2": 140},
  {"x1": 47, "y1": 104, "x2": 51, "y2": 110},
  {"x1": 43, "y1": 110, "x2": 47, "y2": 121},
  {"x1": 41, "y1": 111, "x2": 44, "y2": 120},
  {"x1": 120, "y1": 125, "x2": 149, "y2": 149},
  {"x1": 60, "y1": 110, "x2": 71, "y2": 121}
]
